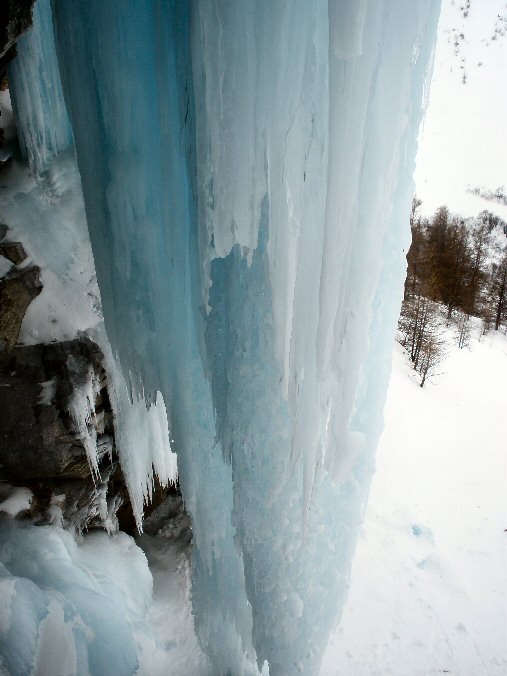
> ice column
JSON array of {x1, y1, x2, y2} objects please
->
[
  {"x1": 8, "y1": 0, "x2": 73, "y2": 174},
  {"x1": 8, "y1": 0, "x2": 441, "y2": 673},
  {"x1": 51, "y1": 2, "x2": 255, "y2": 671},
  {"x1": 192, "y1": 2, "x2": 440, "y2": 672}
]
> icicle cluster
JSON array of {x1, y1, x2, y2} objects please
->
[{"x1": 7, "y1": 0, "x2": 441, "y2": 673}]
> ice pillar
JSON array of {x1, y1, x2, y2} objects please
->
[{"x1": 8, "y1": 0, "x2": 441, "y2": 673}]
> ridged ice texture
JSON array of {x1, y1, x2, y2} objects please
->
[
  {"x1": 7, "y1": 0, "x2": 73, "y2": 174},
  {"x1": 5, "y1": 0, "x2": 177, "y2": 528},
  {"x1": 0, "y1": 518, "x2": 155, "y2": 676},
  {"x1": 192, "y1": 0, "x2": 441, "y2": 490},
  {"x1": 50, "y1": 2, "x2": 255, "y2": 671},
  {"x1": 9, "y1": 1, "x2": 441, "y2": 674}
]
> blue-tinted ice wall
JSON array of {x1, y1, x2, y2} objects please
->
[
  {"x1": 8, "y1": 0, "x2": 441, "y2": 674},
  {"x1": 50, "y1": 2, "x2": 255, "y2": 670}
]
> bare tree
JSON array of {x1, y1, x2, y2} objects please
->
[{"x1": 492, "y1": 250, "x2": 507, "y2": 330}]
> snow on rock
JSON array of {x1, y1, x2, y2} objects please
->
[
  {"x1": 0, "y1": 153, "x2": 101, "y2": 346},
  {"x1": 0, "y1": 486, "x2": 32, "y2": 517}
]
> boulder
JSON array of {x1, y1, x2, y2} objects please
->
[{"x1": 0, "y1": 265, "x2": 42, "y2": 350}]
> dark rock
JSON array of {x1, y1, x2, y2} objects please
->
[
  {"x1": 0, "y1": 225, "x2": 7, "y2": 242},
  {"x1": 0, "y1": 337, "x2": 108, "y2": 480},
  {"x1": 0, "y1": 1, "x2": 34, "y2": 63},
  {"x1": 0, "y1": 264, "x2": 42, "y2": 351},
  {"x1": 141, "y1": 488, "x2": 189, "y2": 540},
  {"x1": 0, "y1": 336, "x2": 138, "y2": 533},
  {"x1": 0, "y1": 241, "x2": 27, "y2": 265},
  {"x1": 114, "y1": 476, "x2": 181, "y2": 536}
]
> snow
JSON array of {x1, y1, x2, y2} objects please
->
[
  {"x1": 0, "y1": 256, "x2": 12, "y2": 278},
  {"x1": 415, "y1": 0, "x2": 507, "y2": 220},
  {"x1": 321, "y1": 329, "x2": 507, "y2": 675},
  {"x1": 0, "y1": 486, "x2": 33, "y2": 517},
  {"x1": 135, "y1": 498, "x2": 213, "y2": 676},
  {"x1": 0, "y1": 151, "x2": 102, "y2": 346},
  {"x1": 37, "y1": 378, "x2": 55, "y2": 406}
]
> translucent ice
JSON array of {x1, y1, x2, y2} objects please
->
[
  {"x1": 8, "y1": 0, "x2": 73, "y2": 174},
  {"x1": 6, "y1": 0, "x2": 441, "y2": 673},
  {"x1": 0, "y1": 517, "x2": 154, "y2": 676}
]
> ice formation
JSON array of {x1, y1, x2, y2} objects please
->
[
  {"x1": 4, "y1": 0, "x2": 441, "y2": 674},
  {"x1": 0, "y1": 516, "x2": 157, "y2": 676}
]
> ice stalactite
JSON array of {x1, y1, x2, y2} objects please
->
[
  {"x1": 7, "y1": 0, "x2": 73, "y2": 175},
  {"x1": 7, "y1": 0, "x2": 178, "y2": 530},
  {"x1": 7, "y1": 0, "x2": 441, "y2": 673}
]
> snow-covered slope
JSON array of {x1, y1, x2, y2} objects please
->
[{"x1": 322, "y1": 330, "x2": 507, "y2": 675}]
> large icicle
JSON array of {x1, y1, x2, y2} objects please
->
[
  {"x1": 50, "y1": 3, "x2": 256, "y2": 671},
  {"x1": 6, "y1": 0, "x2": 178, "y2": 531},
  {"x1": 193, "y1": 3, "x2": 441, "y2": 672},
  {"x1": 8, "y1": 0, "x2": 73, "y2": 174},
  {"x1": 7, "y1": 1, "x2": 441, "y2": 674}
]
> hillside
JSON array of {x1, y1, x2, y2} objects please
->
[{"x1": 321, "y1": 327, "x2": 507, "y2": 675}]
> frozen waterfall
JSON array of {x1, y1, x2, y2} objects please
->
[{"x1": 5, "y1": 0, "x2": 440, "y2": 674}]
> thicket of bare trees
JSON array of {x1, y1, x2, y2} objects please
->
[{"x1": 398, "y1": 198, "x2": 507, "y2": 385}]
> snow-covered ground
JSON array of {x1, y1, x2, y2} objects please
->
[{"x1": 321, "y1": 329, "x2": 507, "y2": 675}]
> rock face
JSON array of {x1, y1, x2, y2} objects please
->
[
  {"x1": 0, "y1": 226, "x2": 42, "y2": 351},
  {"x1": 0, "y1": 336, "x2": 133, "y2": 533},
  {"x1": 0, "y1": 239, "x2": 28, "y2": 265},
  {"x1": 0, "y1": 337, "x2": 109, "y2": 479},
  {"x1": 0, "y1": 265, "x2": 42, "y2": 350},
  {"x1": 0, "y1": 0, "x2": 34, "y2": 78},
  {"x1": 0, "y1": 227, "x2": 147, "y2": 534}
]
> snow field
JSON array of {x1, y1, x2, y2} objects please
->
[{"x1": 321, "y1": 329, "x2": 507, "y2": 675}]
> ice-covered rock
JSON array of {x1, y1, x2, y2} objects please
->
[{"x1": 0, "y1": 336, "x2": 134, "y2": 534}]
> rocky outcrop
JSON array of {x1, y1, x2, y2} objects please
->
[
  {"x1": 0, "y1": 336, "x2": 136, "y2": 533},
  {"x1": 0, "y1": 0, "x2": 34, "y2": 80},
  {"x1": 0, "y1": 227, "x2": 151, "y2": 534},
  {"x1": 0, "y1": 237, "x2": 27, "y2": 265},
  {"x1": 0, "y1": 265, "x2": 42, "y2": 350},
  {"x1": 0, "y1": 226, "x2": 42, "y2": 351},
  {"x1": 0, "y1": 337, "x2": 110, "y2": 479},
  {"x1": 0, "y1": 227, "x2": 177, "y2": 535}
]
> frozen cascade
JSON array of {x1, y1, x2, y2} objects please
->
[
  {"x1": 7, "y1": 0, "x2": 73, "y2": 174},
  {"x1": 6, "y1": 0, "x2": 178, "y2": 524},
  {"x1": 5, "y1": 0, "x2": 441, "y2": 674}
]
